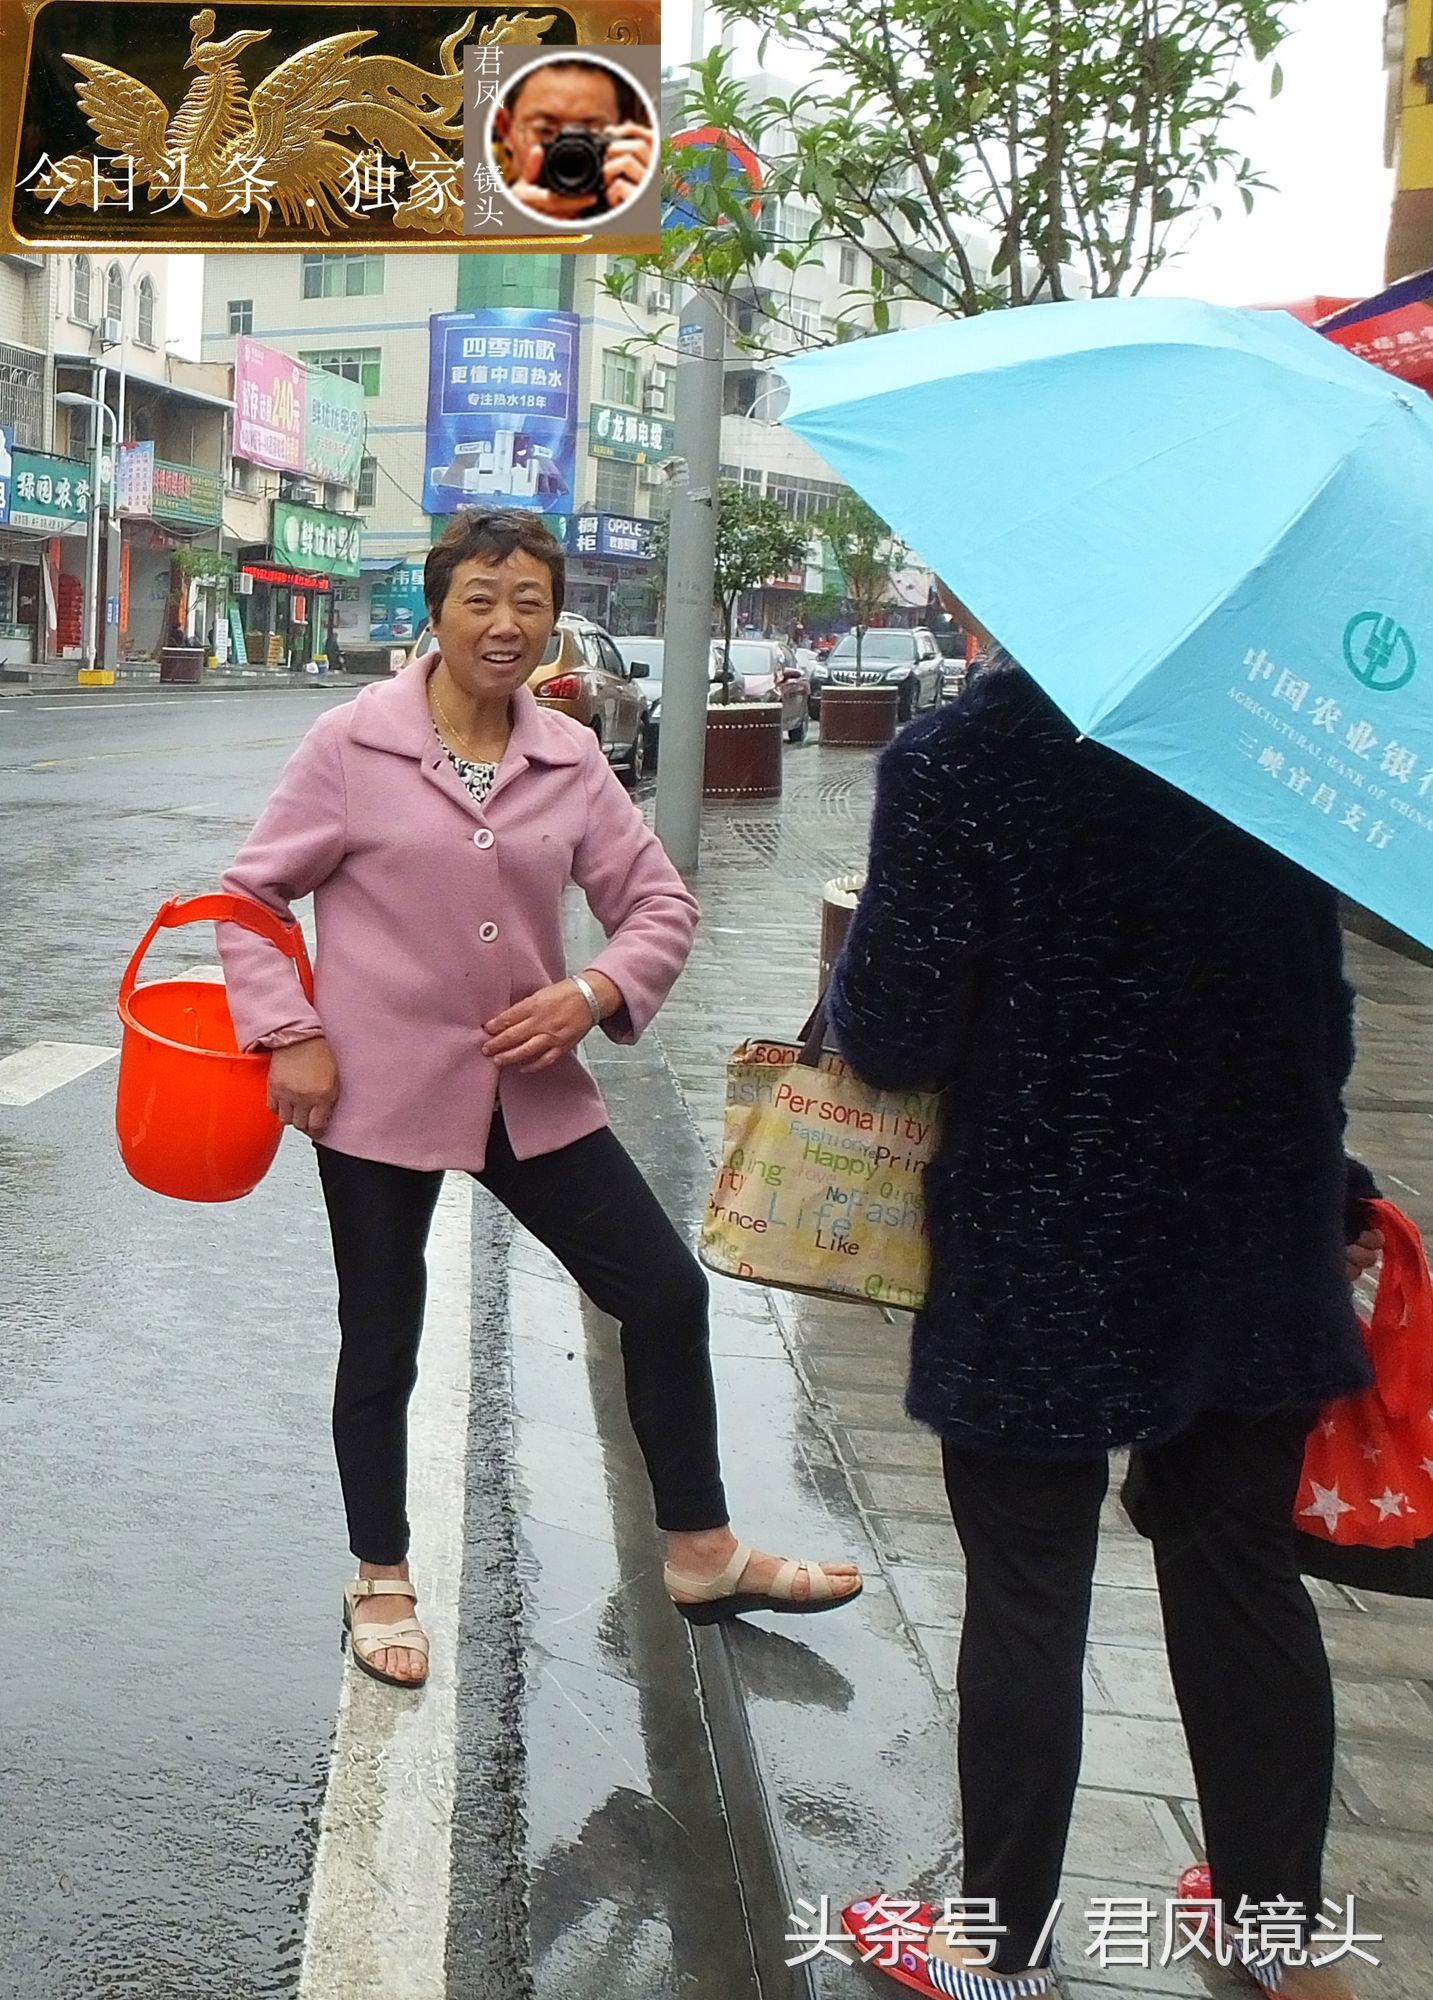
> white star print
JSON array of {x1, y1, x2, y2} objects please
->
[
  {"x1": 1371, "y1": 1489, "x2": 1408, "y2": 1521},
  {"x1": 1319, "y1": 1418, "x2": 1338, "y2": 1440},
  {"x1": 1301, "y1": 1482, "x2": 1356, "y2": 1534},
  {"x1": 1360, "y1": 1443, "x2": 1383, "y2": 1462},
  {"x1": 1422, "y1": 1459, "x2": 1433, "y2": 1481}
]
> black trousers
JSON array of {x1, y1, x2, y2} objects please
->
[
  {"x1": 942, "y1": 1409, "x2": 1333, "y2": 1973},
  {"x1": 315, "y1": 1112, "x2": 729, "y2": 1562}
]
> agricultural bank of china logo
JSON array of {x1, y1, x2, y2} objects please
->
[{"x1": 1343, "y1": 611, "x2": 1416, "y2": 694}]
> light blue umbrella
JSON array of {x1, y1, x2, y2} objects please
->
[{"x1": 778, "y1": 296, "x2": 1433, "y2": 947}]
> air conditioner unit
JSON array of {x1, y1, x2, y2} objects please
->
[
  {"x1": 100, "y1": 316, "x2": 122, "y2": 346},
  {"x1": 236, "y1": 572, "x2": 254, "y2": 595}
]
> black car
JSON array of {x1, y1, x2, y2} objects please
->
[{"x1": 808, "y1": 626, "x2": 945, "y2": 721}]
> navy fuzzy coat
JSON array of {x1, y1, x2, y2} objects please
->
[{"x1": 827, "y1": 659, "x2": 1374, "y2": 1456}]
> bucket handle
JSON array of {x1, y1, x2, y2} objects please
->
[{"x1": 119, "y1": 894, "x2": 315, "y2": 1007}]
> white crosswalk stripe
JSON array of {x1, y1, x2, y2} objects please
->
[
  {"x1": 0, "y1": 1041, "x2": 117, "y2": 1106},
  {"x1": 298, "y1": 1175, "x2": 473, "y2": 2000}
]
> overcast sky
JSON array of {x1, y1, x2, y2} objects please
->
[
  {"x1": 666, "y1": 0, "x2": 1395, "y2": 306},
  {"x1": 168, "y1": 0, "x2": 1394, "y2": 351}
]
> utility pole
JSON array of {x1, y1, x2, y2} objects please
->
[
  {"x1": 653, "y1": 0, "x2": 725, "y2": 875},
  {"x1": 653, "y1": 293, "x2": 724, "y2": 876}
]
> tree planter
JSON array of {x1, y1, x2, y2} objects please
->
[
  {"x1": 820, "y1": 684, "x2": 900, "y2": 746},
  {"x1": 703, "y1": 702, "x2": 784, "y2": 800},
  {"x1": 159, "y1": 646, "x2": 205, "y2": 685}
]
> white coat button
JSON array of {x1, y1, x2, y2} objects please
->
[
  {"x1": 479, "y1": 921, "x2": 500, "y2": 942},
  {"x1": 473, "y1": 828, "x2": 494, "y2": 849}
]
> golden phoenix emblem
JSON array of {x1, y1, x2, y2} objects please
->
[{"x1": 7, "y1": 3, "x2": 594, "y2": 241}]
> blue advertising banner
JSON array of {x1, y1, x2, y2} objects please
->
[
  {"x1": 423, "y1": 309, "x2": 579, "y2": 516},
  {"x1": 570, "y1": 513, "x2": 654, "y2": 562},
  {"x1": 369, "y1": 560, "x2": 427, "y2": 642}
]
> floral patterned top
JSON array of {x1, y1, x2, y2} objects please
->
[{"x1": 437, "y1": 727, "x2": 499, "y2": 806}]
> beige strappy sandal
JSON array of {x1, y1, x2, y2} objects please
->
[
  {"x1": 341, "y1": 1577, "x2": 430, "y2": 1689},
  {"x1": 664, "y1": 1539, "x2": 863, "y2": 1625}
]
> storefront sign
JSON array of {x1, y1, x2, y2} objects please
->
[
  {"x1": 304, "y1": 367, "x2": 366, "y2": 489},
  {"x1": 589, "y1": 403, "x2": 673, "y2": 464},
  {"x1": 8, "y1": 449, "x2": 90, "y2": 534},
  {"x1": 0, "y1": 425, "x2": 14, "y2": 526},
  {"x1": 272, "y1": 500, "x2": 361, "y2": 577},
  {"x1": 241, "y1": 562, "x2": 333, "y2": 591},
  {"x1": 423, "y1": 308, "x2": 579, "y2": 517},
  {"x1": 570, "y1": 513, "x2": 654, "y2": 563},
  {"x1": 116, "y1": 441, "x2": 154, "y2": 517},
  {"x1": 235, "y1": 336, "x2": 306, "y2": 473},
  {"x1": 368, "y1": 560, "x2": 427, "y2": 641},
  {"x1": 153, "y1": 460, "x2": 222, "y2": 526}
]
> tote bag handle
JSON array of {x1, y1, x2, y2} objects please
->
[{"x1": 1363, "y1": 1198, "x2": 1433, "y2": 1426}]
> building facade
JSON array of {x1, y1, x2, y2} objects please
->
[
  {"x1": 0, "y1": 250, "x2": 233, "y2": 672},
  {"x1": 200, "y1": 251, "x2": 677, "y2": 652}
]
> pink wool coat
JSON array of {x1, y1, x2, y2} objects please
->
[{"x1": 217, "y1": 660, "x2": 699, "y2": 1171}]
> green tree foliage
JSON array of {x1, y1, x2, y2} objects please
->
[
  {"x1": 816, "y1": 494, "x2": 905, "y2": 670},
  {"x1": 648, "y1": 484, "x2": 811, "y2": 696},
  {"x1": 613, "y1": 2, "x2": 1290, "y2": 352}
]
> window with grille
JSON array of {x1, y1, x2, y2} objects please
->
[
  {"x1": 601, "y1": 352, "x2": 639, "y2": 406},
  {"x1": 301, "y1": 254, "x2": 385, "y2": 299},
  {"x1": 594, "y1": 458, "x2": 637, "y2": 514},
  {"x1": 106, "y1": 264, "x2": 123, "y2": 320},
  {"x1": 228, "y1": 298, "x2": 253, "y2": 335},
  {"x1": 136, "y1": 275, "x2": 156, "y2": 346},
  {"x1": 788, "y1": 296, "x2": 820, "y2": 339},
  {"x1": 765, "y1": 473, "x2": 844, "y2": 522},
  {"x1": 839, "y1": 243, "x2": 861, "y2": 287},
  {"x1": 357, "y1": 455, "x2": 377, "y2": 507},
  {"x1": 299, "y1": 348, "x2": 382, "y2": 396},
  {"x1": 764, "y1": 200, "x2": 816, "y2": 246},
  {"x1": 0, "y1": 344, "x2": 45, "y2": 448},
  {"x1": 73, "y1": 256, "x2": 92, "y2": 323}
]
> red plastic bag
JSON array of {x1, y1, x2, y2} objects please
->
[{"x1": 1297, "y1": 1200, "x2": 1433, "y2": 1552}]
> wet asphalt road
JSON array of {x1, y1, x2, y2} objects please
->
[{"x1": 0, "y1": 690, "x2": 756, "y2": 2000}]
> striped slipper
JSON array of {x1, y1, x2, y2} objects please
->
[
  {"x1": 1173, "y1": 1865, "x2": 1299, "y2": 1995},
  {"x1": 841, "y1": 1901, "x2": 1061, "y2": 1999}
]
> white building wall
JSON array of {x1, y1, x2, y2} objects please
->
[{"x1": 200, "y1": 252, "x2": 459, "y2": 561}]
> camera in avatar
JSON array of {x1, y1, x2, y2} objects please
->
[{"x1": 536, "y1": 126, "x2": 611, "y2": 212}]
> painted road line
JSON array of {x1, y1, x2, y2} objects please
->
[
  {"x1": 20, "y1": 734, "x2": 295, "y2": 770},
  {"x1": 0, "y1": 1041, "x2": 117, "y2": 1106},
  {"x1": 298, "y1": 1174, "x2": 473, "y2": 2000},
  {"x1": 29, "y1": 699, "x2": 198, "y2": 712}
]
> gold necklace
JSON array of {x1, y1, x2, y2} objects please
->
[{"x1": 430, "y1": 683, "x2": 496, "y2": 765}]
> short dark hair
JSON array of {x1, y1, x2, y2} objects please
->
[
  {"x1": 505, "y1": 58, "x2": 644, "y2": 127},
  {"x1": 424, "y1": 510, "x2": 565, "y2": 622}
]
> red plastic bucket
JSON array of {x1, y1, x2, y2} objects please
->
[{"x1": 115, "y1": 894, "x2": 314, "y2": 1202}]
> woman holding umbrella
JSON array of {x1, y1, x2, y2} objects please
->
[{"x1": 828, "y1": 590, "x2": 1380, "y2": 2000}]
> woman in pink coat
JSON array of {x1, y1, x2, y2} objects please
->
[{"x1": 219, "y1": 509, "x2": 861, "y2": 1687}]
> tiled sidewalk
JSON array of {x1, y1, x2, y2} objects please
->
[{"x1": 653, "y1": 735, "x2": 1433, "y2": 1998}]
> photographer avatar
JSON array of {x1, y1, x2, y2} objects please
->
[{"x1": 492, "y1": 56, "x2": 655, "y2": 222}]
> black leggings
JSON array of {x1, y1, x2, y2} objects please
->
[
  {"x1": 315, "y1": 1112, "x2": 729, "y2": 1562},
  {"x1": 942, "y1": 1408, "x2": 1333, "y2": 1973}
]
